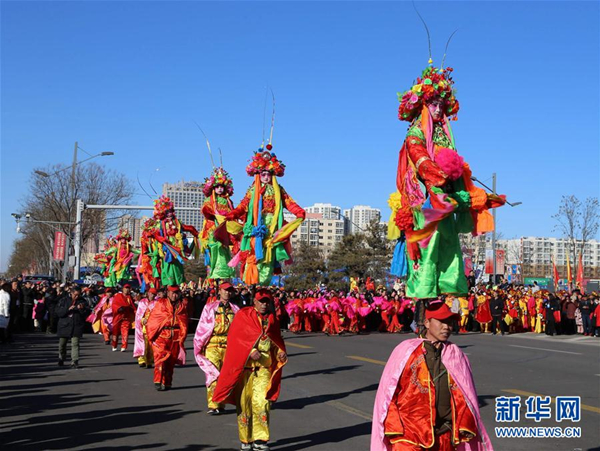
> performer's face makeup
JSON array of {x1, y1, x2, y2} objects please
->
[
  {"x1": 424, "y1": 317, "x2": 452, "y2": 342},
  {"x1": 215, "y1": 185, "x2": 225, "y2": 195},
  {"x1": 428, "y1": 99, "x2": 444, "y2": 122},
  {"x1": 260, "y1": 171, "x2": 272, "y2": 184}
]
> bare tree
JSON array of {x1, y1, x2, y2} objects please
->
[
  {"x1": 553, "y1": 195, "x2": 599, "y2": 274},
  {"x1": 9, "y1": 162, "x2": 134, "y2": 276}
]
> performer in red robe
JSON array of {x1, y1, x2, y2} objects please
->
[
  {"x1": 213, "y1": 288, "x2": 287, "y2": 451},
  {"x1": 111, "y1": 284, "x2": 136, "y2": 351},
  {"x1": 146, "y1": 285, "x2": 189, "y2": 391}
]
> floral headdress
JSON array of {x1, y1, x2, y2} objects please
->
[
  {"x1": 398, "y1": 66, "x2": 459, "y2": 122},
  {"x1": 116, "y1": 228, "x2": 131, "y2": 241},
  {"x1": 202, "y1": 167, "x2": 234, "y2": 197},
  {"x1": 153, "y1": 195, "x2": 175, "y2": 220},
  {"x1": 246, "y1": 144, "x2": 286, "y2": 177}
]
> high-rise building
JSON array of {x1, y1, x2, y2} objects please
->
[
  {"x1": 290, "y1": 212, "x2": 346, "y2": 256},
  {"x1": 497, "y1": 237, "x2": 600, "y2": 279},
  {"x1": 162, "y1": 180, "x2": 205, "y2": 231},
  {"x1": 305, "y1": 203, "x2": 342, "y2": 220},
  {"x1": 343, "y1": 205, "x2": 381, "y2": 234}
]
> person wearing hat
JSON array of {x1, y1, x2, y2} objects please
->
[
  {"x1": 372, "y1": 301, "x2": 491, "y2": 451},
  {"x1": 146, "y1": 285, "x2": 189, "y2": 391},
  {"x1": 111, "y1": 284, "x2": 136, "y2": 351},
  {"x1": 133, "y1": 288, "x2": 158, "y2": 368},
  {"x1": 193, "y1": 282, "x2": 240, "y2": 414},
  {"x1": 213, "y1": 288, "x2": 287, "y2": 451}
]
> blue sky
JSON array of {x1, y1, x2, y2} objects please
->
[{"x1": 1, "y1": 1, "x2": 599, "y2": 272}]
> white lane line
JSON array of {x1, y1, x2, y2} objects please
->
[
  {"x1": 509, "y1": 344, "x2": 581, "y2": 355},
  {"x1": 326, "y1": 400, "x2": 373, "y2": 421}
]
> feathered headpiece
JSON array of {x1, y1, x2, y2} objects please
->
[
  {"x1": 116, "y1": 228, "x2": 131, "y2": 241},
  {"x1": 153, "y1": 195, "x2": 175, "y2": 220},
  {"x1": 246, "y1": 145, "x2": 286, "y2": 177},
  {"x1": 202, "y1": 167, "x2": 234, "y2": 197},
  {"x1": 398, "y1": 66, "x2": 459, "y2": 122}
]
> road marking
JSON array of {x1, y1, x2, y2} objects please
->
[
  {"x1": 326, "y1": 400, "x2": 373, "y2": 421},
  {"x1": 286, "y1": 342, "x2": 313, "y2": 349},
  {"x1": 503, "y1": 389, "x2": 600, "y2": 414},
  {"x1": 347, "y1": 355, "x2": 386, "y2": 365},
  {"x1": 508, "y1": 345, "x2": 581, "y2": 355}
]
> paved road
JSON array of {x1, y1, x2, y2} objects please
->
[{"x1": 1, "y1": 330, "x2": 598, "y2": 451}]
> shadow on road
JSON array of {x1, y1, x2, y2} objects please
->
[
  {"x1": 270, "y1": 421, "x2": 372, "y2": 450},
  {"x1": 276, "y1": 383, "x2": 379, "y2": 410},
  {"x1": 3, "y1": 402, "x2": 201, "y2": 449},
  {"x1": 282, "y1": 365, "x2": 360, "y2": 381}
]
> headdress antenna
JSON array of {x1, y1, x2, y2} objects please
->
[
  {"x1": 412, "y1": 1, "x2": 432, "y2": 64},
  {"x1": 268, "y1": 88, "x2": 275, "y2": 146},
  {"x1": 441, "y1": 29, "x2": 459, "y2": 69},
  {"x1": 193, "y1": 121, "x2": 215, "y2": 168},
  {"x1": 261, "y1": 86, "x2": 269, "y2": 148}
]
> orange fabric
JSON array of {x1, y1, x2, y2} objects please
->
[
  {"x1": 112, "y1": 319, "x2": 131, "y2": 348},
  {"x1": 449, "y1": 375, "x2": 479, "y2": 444},
  {"x1": 385, "y1": 346, "x2": 435, "y2": 448},
  {"x1": 146, "y1": 298, "x2": 189, "y2": 343},
  {"x1": 384, "y1": 345, "x2": 478, "y2": 449},
  {"x1": 391, "y1": 431, "x2": 454, "y2": 451},
  {"x1": 243, "y1": 254, "x2": 259, "y2": 285},
  {"x1": 153, "y1": 332, "x2": 182, "y2": 386}
]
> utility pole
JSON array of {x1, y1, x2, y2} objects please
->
[
  {"x1": 62, "y1": 142, "x2": 78, "y2": 283},
  {"x1": 492, "y1": 172, "x2": 497, "y2": 283}
]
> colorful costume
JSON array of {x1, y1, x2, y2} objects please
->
[
  {"x1": 194, "y1": 297, "x2": 240, "y2": 410},
  {"x1": 213, "y1": 305, "x2": 286, "y2": 446},
  {"x1": 104, "y1": 230, "x2": 138, "y2": 288},
  {"x1": 111, "y1": 290, "x2": 136, "y2": 350},
  {"x1": 372, "y1": 338, "x2": 492, "y2": 451},
  {"x1": 388, "y1": 65, "x2": 505, "y2": 298},
  {"x1": 200, "y1": 167, "x2": 238, "y2": 280},
  {"x1": 152, "y1": 196, "x2": 200, "y2": 286},
  {"x1": 146, "y1": 289, "x2": 189, "y2": 389},
  {"x1": 136, "y1": 218, "x2": 162, "y2": 291},
  {"x1": 133, "y1": 291, "x2": 157, "y2": 367},
  {"x1": 227, "y1": 148, "x2": 305, "y2": 285}
]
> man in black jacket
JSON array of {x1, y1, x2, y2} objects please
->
[
  {"x1": 56, "y1": 285, "x2": 90, "y2": 368},
  {"x1": 489, "y1": 291, "x2": 505, "y2": 336}
]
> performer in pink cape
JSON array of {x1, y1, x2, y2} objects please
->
[
  {"x1": 193, "y1": 282, "x2": 240, "y2": 415},
  {"x1": 371, "y1": 301, "x2": 492, "y2": 451},
  {"x1": 100, "y1": 290, "x2": 115, "y2": 344},
  {"x1": 87, "y1": 288, "x2": 113, "y2": 344},
  {"x1": 133, "y1": 287, "x2": 158, "y2": 368}
]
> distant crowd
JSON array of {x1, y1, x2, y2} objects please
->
[{"x1": 1, "y1": 274, "x2": 599, "y2": 344}]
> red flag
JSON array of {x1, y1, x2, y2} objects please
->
[
  {"x1": 566, "y1": 253, "x2": 572, "y2": 288},
  {"x1": 576, "y1": 253, "x2": 584, "y2": 291},
  {"x1": 552, "y1": 256, "x2": 560, "y2": 289}
]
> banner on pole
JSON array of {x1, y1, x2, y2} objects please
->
[{"x1": 53, "y1": 231, "x2": 66, "y2": 260}]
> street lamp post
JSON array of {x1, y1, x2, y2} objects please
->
[
  {"x1": 470, "y1": 175, "x2": 523, "y2": 284},
  {"x1": 33, "y1": 142, "x2": 114, "y2": 282}
]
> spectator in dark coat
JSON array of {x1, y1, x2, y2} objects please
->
[
  {"x1": 21, "y1": 282, "x2": 36, "y2": 332},
  {"x1": 56, "y1": 286, "x2": 90, "y2": 368},
  {"x1": 489, "y1": 291, "x2": 505, "y2": 336},
  {"x1": 44, "y1": 287, "x2": 59, "y2": 334}
]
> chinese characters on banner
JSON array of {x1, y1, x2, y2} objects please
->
[{"x1": 53, "y1": 231, "x2": 66, "y2": 261}]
